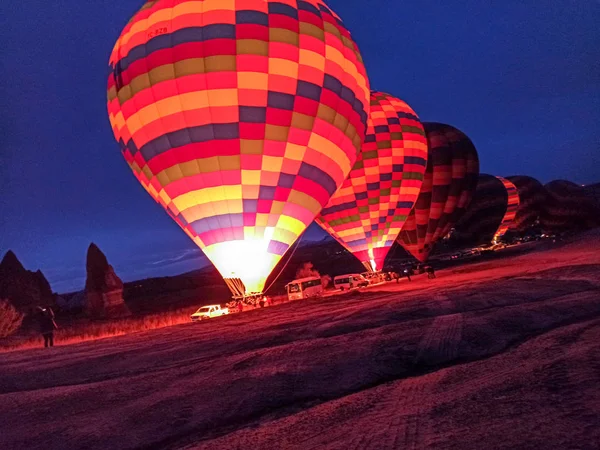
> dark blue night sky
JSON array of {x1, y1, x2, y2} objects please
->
[{"x1": 2, "y1": 0, "x2": 599, "y2": 293}]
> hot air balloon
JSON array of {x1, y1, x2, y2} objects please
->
[
  {"x1": 397, "y1": 123, "x2": 479, "y2": 262},
  {"x1": 107, "y1": 0, "x2": 370, "y2": 295},
  {"x1": 315, "y1": 92, "x2": 428, "y2": 272},
  {"x1": 493, "y1": 177, "x2": 520, "y2": 240},
  {"x1": 506, "y1": 175, "x2": 547, "y2": 232},
  {"x1": 454, "y1": 174, "x2": 508, "y2": 245},
  {"x1": 541, "y1": 180, "x2": 600, "y2": 233}
]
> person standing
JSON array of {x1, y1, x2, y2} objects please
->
[
  {"x1": 403, "y1": 268, "x2": 412, "y2": 282},
  {"x1": 37, "y1": 306, "x2": 57, "y2": 348},
  {"x1": 427, "y1": 266, "x2": 437, "y2": 279}
]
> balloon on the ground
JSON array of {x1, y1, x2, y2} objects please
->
[
  {"x1": 397, "y1": 123, "x2": 480, "y2": 262},
  {"x1": 316, "y1": 92, "x2": 428, "y2": 271},
  {"x1": 107, "y1": 0, "x2": 370, "y2": 294},
  {"x1": 494, "y1": 177, "x2": 520, "y2": 240},
  {"x1": 454, "y1": 174, "x2": 508, "y2": 245},
  {"x1": 506, "y1": 175, "x2": 547, "y2": 232},
  {"x1": 541, "y1": 180, "x2": 600, "y2": 233}
]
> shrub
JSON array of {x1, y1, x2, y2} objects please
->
[
  {"x1": 295, "y1": 262, "x2": 320, "y2": 279},
  {"x1": 0, "y1": 299, "x2": 24, "y2": 338},
  {"x1": 296, "y1": 262, "x2": 331, "y2": 288}
]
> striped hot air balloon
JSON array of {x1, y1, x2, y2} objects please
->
[
  {"x1": 316, "y1": 92, "x2": 428, "y2": 272},
  {"x1": 454, "y1": 174, "x2": 508, "y2": 245},
  {"x1": 541, "y1": 180, "x2": 600, "y2": 233},
  {"x1": 506, "y1": 175, "x2": 547, "y2": 232},
  {"x1": 397, "y1": 123, "x2": 479, "y2": 262},
  {"x1": 494, "y1": 176, "x2": 520, "y2": 240},
  {"x1": 107, "y1": 0, "x2": 370, "y2": 294}
]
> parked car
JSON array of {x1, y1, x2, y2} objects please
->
[
  {"x1": 334, "y1": 274, "x2": 369, "y2": 290},
  {"x1": 190, "y1": 304, "x2": 229, "y2": 321},
  {"x1": 361, "y1": 272, "x2": 385, "y2": 284}
]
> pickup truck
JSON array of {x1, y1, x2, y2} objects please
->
[{"x1": 190, "y1": 304, "x2": 229, "y2": 321}]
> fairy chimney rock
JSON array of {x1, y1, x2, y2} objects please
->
[
  {"x1": 0, "y1": 250, "x2": 54, "y2": 313},
  {"x1": 84, "y1": 243, "x2": 130, "y2": 319},
  {"x1": 0, "y1": 250, "x2": 26, "y2": 275}
]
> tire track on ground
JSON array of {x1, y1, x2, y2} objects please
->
[
  {"x1": 344, "y1": 314, "x2": 463, "y2": 450},
  {"x1": 414, "y1": 313, "x2": 463, "y2": 366}
]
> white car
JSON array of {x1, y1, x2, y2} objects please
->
[
  {"x1": 191, "y1": 305, "x2": 229, "y2": 321},
  {"x1": 333, "y1": 274, "x2": 369, "y2": 290}
]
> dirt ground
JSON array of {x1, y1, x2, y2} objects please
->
[{"x1": 1, "y1": 230, "x2": 599, "y2": 450}]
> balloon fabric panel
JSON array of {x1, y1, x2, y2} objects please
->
[
  {"x1": 107, "y1": 0, "x2": 370, "y2": 294},
  {"x1": 506, "y1": 175, "x2": 547, "y2": 232},
  {"x1": 316, "y1": 92, "x2": 428, "y2": 271},
  {"x1": 494, "y1": 176, "x2": 520, "y2": 239},
  {"x1": 397, "y1": 123, "x2": 480, "y2": 262},
  {"x1": 454, "y1": 174, "x2": 508, "y2": 245},
  {"x1": 542, "y1": 180, "x2": 600, "y2": 232}
]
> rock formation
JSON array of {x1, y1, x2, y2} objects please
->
[
  {"x1": 0, "y1": 250, "x2": 54, "y2": 313},
  {"x1": 84, "y1": 243, "x2": 130, "y2": 319}
]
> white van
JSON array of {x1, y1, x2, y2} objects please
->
[
  {"x1": 333, "y1": 274, "x2": 369, "y2": 291},
  {"x1": 286, "y1": 277, "x2": 324, "y2": 301}
]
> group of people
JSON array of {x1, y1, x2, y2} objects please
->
[
  {"x1": 392, "y1": 265, "x2": 436, "y2": 283},
  {"x1": 229, "y1": 295, "x2": 274, "y2": 313}
]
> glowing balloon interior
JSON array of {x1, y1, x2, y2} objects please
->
[
  {"x1": 107, "y1": 0, "x2": 370, "y2": 294},
  {"x1": 316, "y1": 92, "x2": 428, "y2": 271}
]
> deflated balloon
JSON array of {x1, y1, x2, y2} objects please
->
[
  {"x1": 107, "y1": 0, "x2": 370, "y2": 294},
  {"x1": 397, "y1": 123, "x2": 479, "y2": 262},
  {"x1": 506, "y1": 175, "x2": 547, "y2": 232},
  {"x1": 316, "y1": 91, "x2": 428, "y2": 271}
]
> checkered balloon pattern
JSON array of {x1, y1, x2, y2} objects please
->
[
  {"x1": 541, "y1": 180, "x2": 600, "y2": 233},
  {"x1": 397, "y1": 123, "x2": 480, "y2": 262},
  {"x1": 494, "y1": 177, "x2": 520, "y2": 239},
  {"x1": 454, "y1": 174, "x2": 508, "y2": 245},
  {"x1": 316, "y1": 92, "x2": 428, "y2": 272},
  {"x1": 506, "y1": 176, "x2": 547, "y2": 232},
  {"x1": 107, "y1": 0, "x2": 370, "y2": 293}
]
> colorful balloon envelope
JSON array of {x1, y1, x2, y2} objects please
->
[
  {"x1": 316, "y1": 92, "x2": 428, "y2": 271},
  {"x1": 541, "y1": 180, "x2": 600, "y2": 233},
  {"x1": 454, "y1": 174, "x2": 509, "y2": 244},
  {"x1": 397, "y1": 123, "x2": 480, "y2": 262},
  {"x1": 494, "y1": 177, "x2": 520, "y2": 239},
  {"x1": 107, "y1": 0, "x2": 370, "y2": 294},
  {"x1": 506, "y1": 175, "x2": 548, "y2": 232}
]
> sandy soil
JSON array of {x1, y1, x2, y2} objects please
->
[{"x1": 1, "y1": 230, "x2": 599, "y2": 450}]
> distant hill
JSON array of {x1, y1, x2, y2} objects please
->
[{"x1": 584, "y1": 183, "x2": 600, "y2": 204}]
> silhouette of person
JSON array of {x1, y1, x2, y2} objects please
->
[
  {"x1": 37, "y1": 306, "x2": 57, "y2": 348},
  {"x1": 427, "y1": 266, "x2": 436, "y2": 279}
]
